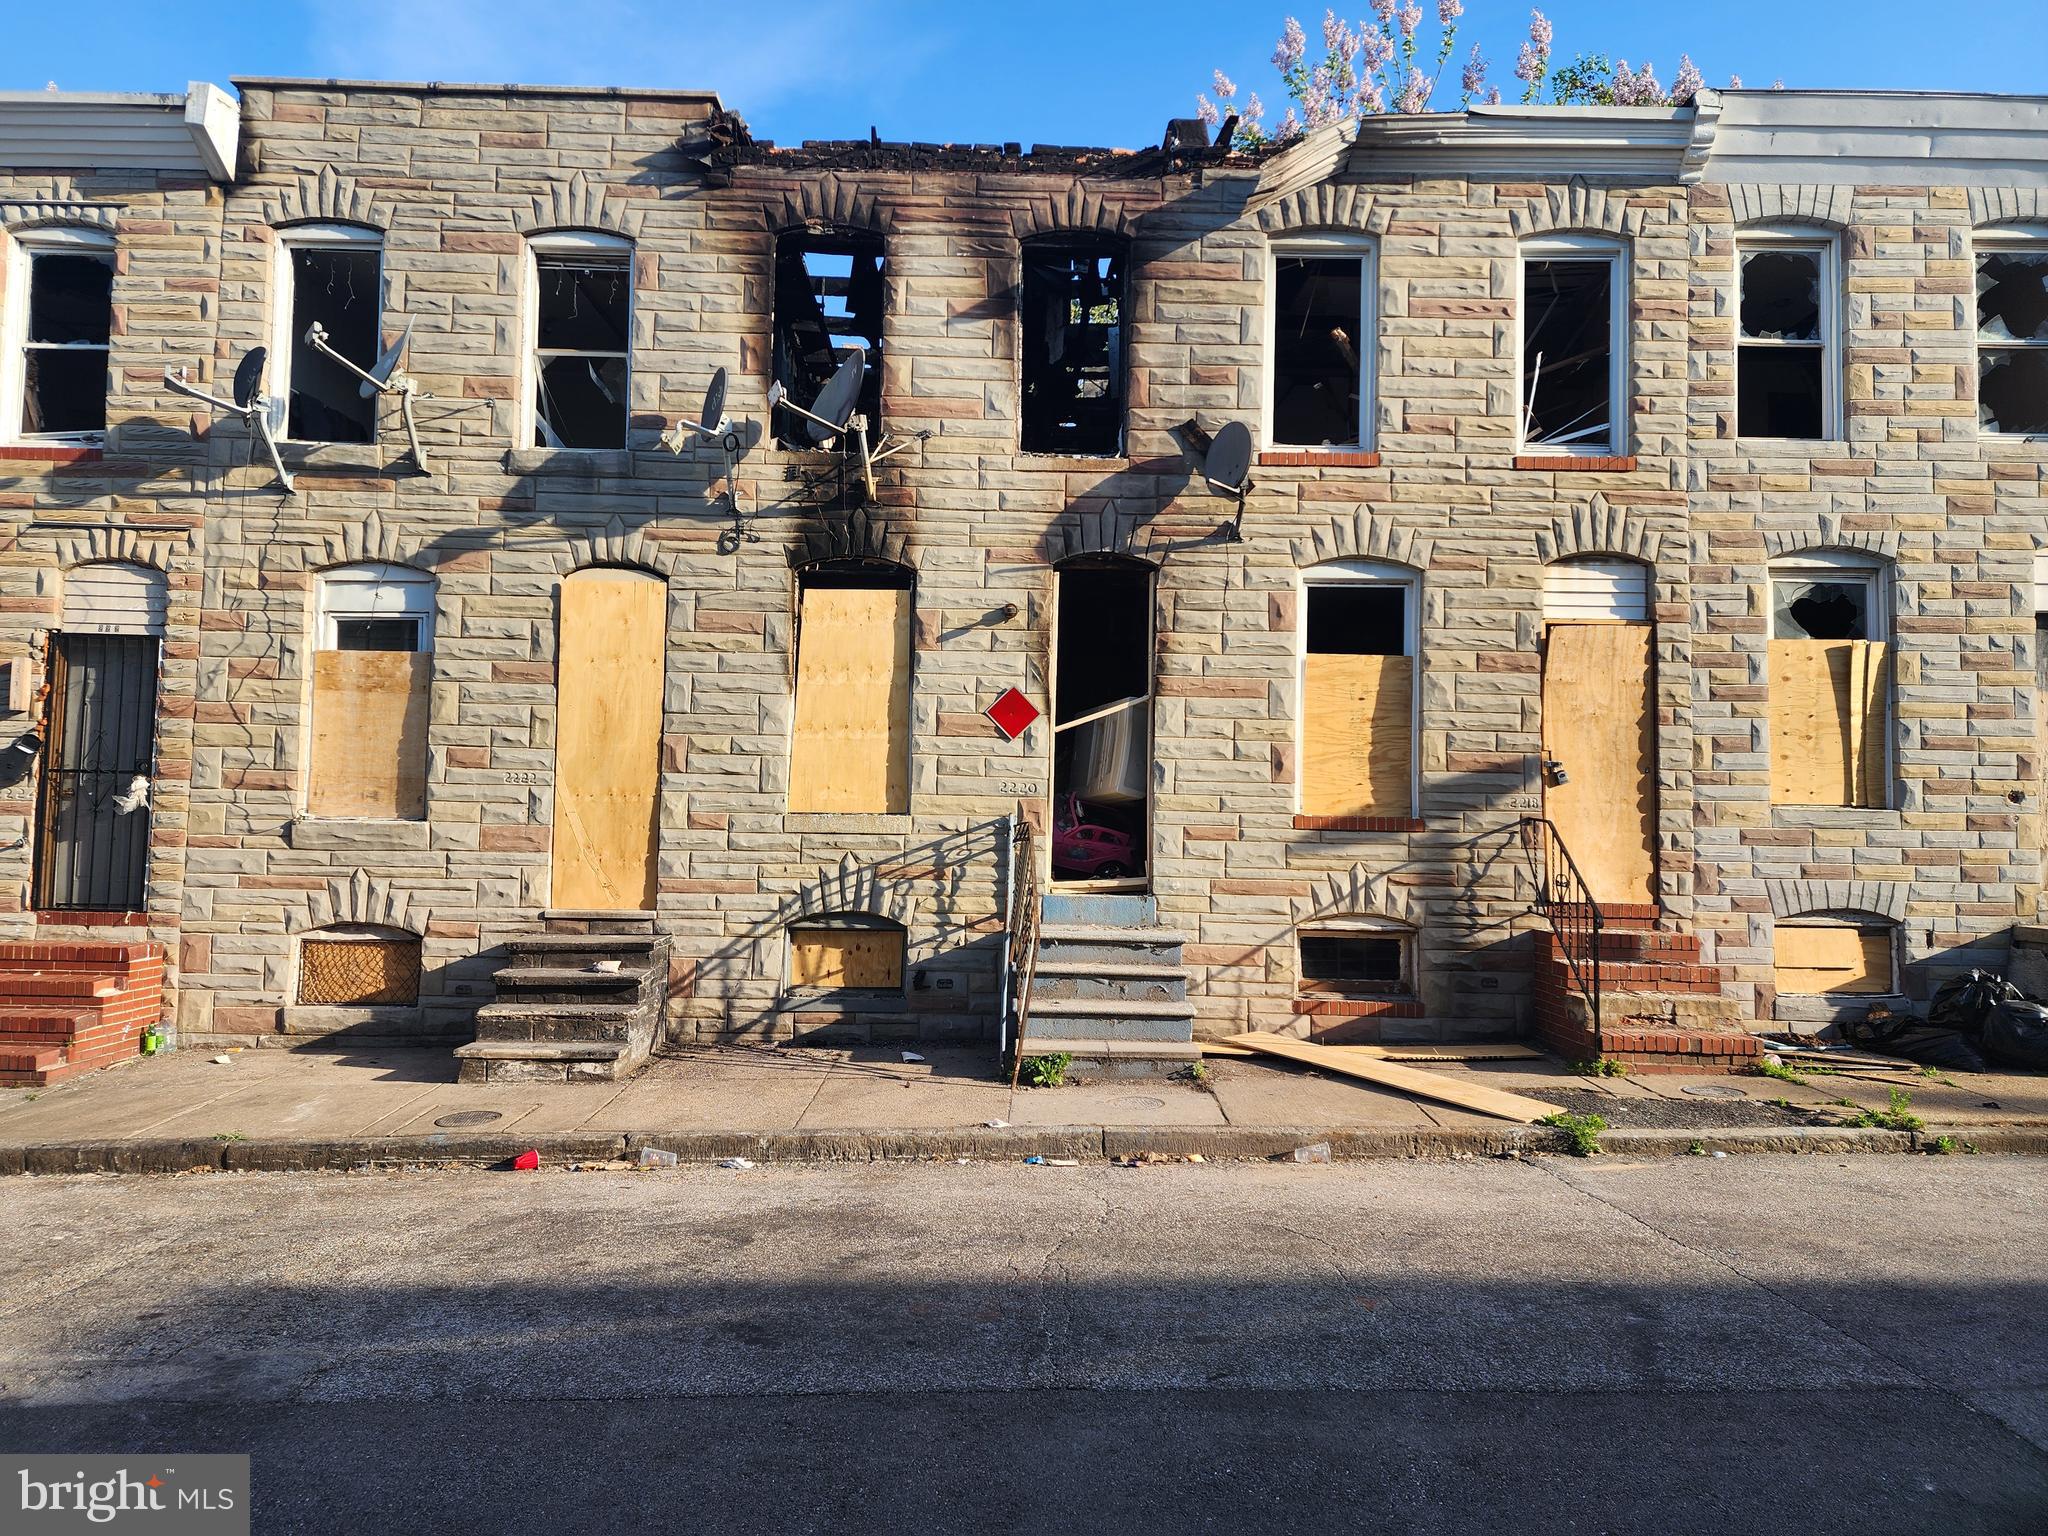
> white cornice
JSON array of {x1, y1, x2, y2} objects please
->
[
  {"x1": 1345, "y1": 105, "x2": 1696, "y2": 180},
  {"x1": 0, "y1": 83, "x2": 238, "y2": 181}
]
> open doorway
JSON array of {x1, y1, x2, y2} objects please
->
[{"x1": 1050, "y1": 558, "x2": 1153, "y2": 889}]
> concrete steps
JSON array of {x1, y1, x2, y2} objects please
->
[
  {"x1": 455, "y1": 926, "x2": 670, "y2": 1083},
  {"x1": 1019, "y1": 893, "x2": 1193, "y2": 1071}
]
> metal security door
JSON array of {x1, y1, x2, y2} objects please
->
[{"x1": 35, "y1": 633, "x2": 159, "y2": 911}]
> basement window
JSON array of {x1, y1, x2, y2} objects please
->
[
  {"x1": 1300, "y1": 564, "x2": 1414, "y2": 819},
  {"x1": 297, "y1": 924, "x2": 422, "y2": 1006},
  {"x1": 1520, "y1": 239, "x2": 1623, "y2": 455},
  {"x1": 1737, "y1": 241, "x2": 1834, "y2": 440},
  {"x1": 774, "y1": 229, "x2": 884, "y2": 448},
  {"x1": 1773, "y1": 919, "x2": 1895, "y2": 997},
  {"x1": 271, "y1": 224, "x2": 381, "y2": 443},
  {"x1": 1298, "y1": 923, "x2": 1412, "y2": 994},
  {"x1": 529, "y1": 233, "x2": 632, "y2": 450},
  {"x1": 1768, "y1": 555, "x2": 1889, "y2": 809},
  {"x1": 1977, "y1": 238, "x2": 2048, "y2": 437},
  {"x1": 1021, "y1": 239, "x2": 1125, "y2": 456},
  {"x1": 786, "y1": 915, "x2": 906, "y2": 994},
  {"x1": 5, "y1": 227, "x2": 114, "y2": 442},
  {"x1": 1269, "y1": 239, "x2": 1372, "y2": 449}
]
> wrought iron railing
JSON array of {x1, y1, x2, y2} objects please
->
[
  {"x1": 1518, "y1": 816, "x2": 1603, "y2": 1033},
  {"x1": 1000, "y1": 803, "x2": 1043, "y2": 1084}
]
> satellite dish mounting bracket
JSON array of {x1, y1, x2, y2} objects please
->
[{"x1": 161, "y1": 349, "x2": 294, "y2": 494}]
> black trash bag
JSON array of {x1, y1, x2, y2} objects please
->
[
  {"x1": 1981, "y1": 998, "x2": 2048, "y2": 1071},
  {"x1": 1841, "y1": 1011, "x2": 1989, "y2": 1072},
  {"x1": 1925, "y1": 970, "x2": 2012, "y2": 1037}
]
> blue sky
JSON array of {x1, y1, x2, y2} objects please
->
[{"x1": 7, "y1": 1, "x2": 2046, "y2": 148}]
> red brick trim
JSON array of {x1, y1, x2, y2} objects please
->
[
  {"x1": 0, "y1": 445, "x2": 103, "y2": 465},
  {"x1": 35, "y1": 910, "x2": 150, "y2": 928},
  {"x1": 1293, "y1": 814, "x2": 1424, "y2": 832},
  {"x1": 1257, "y1": 450, "x2": 1380, "y2": 468},
  {"x1": 1295, "y1": 997, "x2": 1427, "y2": 1019},
  {"x1": 1512, "y1": 454, "x2": 1638, "y2": 472}
]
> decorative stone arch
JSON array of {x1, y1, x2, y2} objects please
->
[
  {"x1": 1761, "y1": 521, "x2": 1900, "y2": 563},
  {"x1": 787, "y1": 506, "x2": 913, "y2": 572},
  {"x1": 1535, "y1": 492, "x2": 1666, "y2": 565},
  {"x1": 313, "y1": 510, "x2": 431, "y2": 571},
  {"x1": 1968, "y1": 187, "x2": 2048, "y2": 228},
  {"x1": 296, "y1": 869, "x2": 423, "y2": 934},
  {"x1": 520, "y1": 170, "x2": 642, "y2": 239},
  {"x1": 259, "y1": 164, "x2": 394, "y2": 232},
  {"x1": 48, "y1": 525, "x2": 177, "y2": 572},
  {"x1": 1291, "y1": 508, "x2": 1431, "y2": 572},
  {"x1": 1010, "y1": 186, "x2": 1137, "y2": 241},
  {"x1": 787, "y1": 853, "x2": 918, "y2": 928},
  {"x1": 1723, "y1": 184, "x2": 1853, "y2": 230},
  {"x1": 1506, "y1": 183, "x2": 1646, "y2": 240},
  {"x1": 1, "y1": 199, "x2": 119, "y2": 235},
  {"x1": 549, "y1": 518, "x2": 681, "y2": 581},
  {"x1": 1253, "y1": 186, "x2": 1390, "y2": 238},
  {"x1": 1767, "y1": 878, "x2": 1908, "y2": 924},
  {"x1": 1046, "y1": 504, "x2": 1160, "y2": 567},
  {"x1": 778, "y1": 177, "x2": 891, "y2": 236},
  {"x1": 1292, "y1": 863, "x2": 1422, "y2": 929}
]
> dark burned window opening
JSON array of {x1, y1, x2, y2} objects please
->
[
  {"x1": 774, "y1": 229, "x2": 885, "y2": 448},
  {"x1": 532, "y1": 247, "x2": 632, "y2": 450},
  {"x1": 1521, "y1": 250, "x2": 1619, "y2": 453},
  {"x1": 1298, "y1": 929, "x2": 1410, "y2": 992},
  {"x1": 18, "y1": 242, "x2": 113, "y2": 439},
  {"x1": 1021, "y1": 240, "x2": 1125, "y2": 456},
  {"x1": 1738, "y1": 245, "x2": 1829, "y2": 440},
  {"x1": 1978, "y1": 243, "x2": 2048, "y2": 436},
  {"x1": 1306, "y1": 583, "x2": 1405, "y2": 657},
  {"x1": 335, "y1": 617, "x2": 422, "y2": 652},
  {"x1": 283, "y1": 240, "x2": 381, "y2": 444},
  {"x1": 1271, "y1": 246, "x2": 1368, "y2": 448}
]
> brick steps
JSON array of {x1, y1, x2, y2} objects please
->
[
  {"x1": 1531, "y1": 929, "x2": 1756, "y2": 1075},
  {"x1": 0, "y1": 940, "x2": 165, "y2": 1087}
]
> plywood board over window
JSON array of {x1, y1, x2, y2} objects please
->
[
  {"x1": 1775, "y1": 923, "x2": 1893, "y2": 995},
  {"x1": 789, "y1": 923, "x2": 905, "y2": 990},
  {"x1": 1770, "y1": 639, "x2": 1889, "y2": 806},
  {"x1": 307, "y1": 650, "x2": 429, "y2": 818},
  {"x1": 1303, "y1": 654, "x2": 1412, "y2": 815},
  {"x1": 789, "y1": 584, "x2": 912, "y2": 813}
]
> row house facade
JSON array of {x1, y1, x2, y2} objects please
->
[{"x1": 0, "y1": 78, "x2": 2042, "y2": 1083}]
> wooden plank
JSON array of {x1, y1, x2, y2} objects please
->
[
  {"x1": 1222, "y1": 1032, "x2": 1564, "y2": 1122},
  {"x1": 1852, "y1": 640, "x2": 1890, "y2": 808},
  {"x1": 1542, "y1": 623, "x2": 1656, "y2": 904},
  {"x1": 307, "y1": 649, "x2": 429, "y2": 819},
  {"x1": 1774, "y1": 924, "x2": 1892, "y2": 994},
  {"x1": 1771, "y1": 639, "x2": 1889, "y2": 807},
  {"x1": 1201, "y1": 1040, "x2": 1545, "y2": 1062},
  {"x1": 789, "y1": 585, "x2": 912, "y2": 813},
  {"x1": 789, "y1": 926, "x2": 904, "y2": 989},
  {"x1": 552, "y1": 569, "x2": 664, "y2": 911},
  {"x1": 1301, "y1": 652, "x2": 1411, "y2": 817}
]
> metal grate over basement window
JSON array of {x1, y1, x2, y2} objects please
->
[{"x1": 297, "y1": 926, "x2": 422, "y2": 1006}]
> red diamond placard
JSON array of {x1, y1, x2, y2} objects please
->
[{"x1": 984, "y1": 687, "x2": 1041, "y2": 742}]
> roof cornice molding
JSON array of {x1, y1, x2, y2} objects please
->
[
  {"x1": 0, "y1": 83, "x2": 237, "y2": 182},
  {"x1": 1343, "y1": 105, "x2": 1696, "y2": 181}
]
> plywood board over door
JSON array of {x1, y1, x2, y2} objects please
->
[
  {"x1": 1542, "y1": 623, "x2": 1656, "y2": 906},
  {"x1": 552, "y1": 568, "x2": 665, "y2": 911}
]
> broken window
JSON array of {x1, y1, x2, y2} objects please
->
[
  {"x1": 1300, "y1": 569, "x2": 1414, "y2": 818},
  {"x1": 274, "y1": 226, "x2": 381, "y2": 443},
  {"x1": 788, "y1": 562, "x2": 913, "y2": 814},
  {"x1": 1738, "y1": 244, "x2": 1831, "y2": 439},
  {"x1": 1021, "y1": 239, "x2": 1125, "y2": 455},
  {"x1": 10, "y1": 230, "x2": 113, "y2": 440},
  {"x1": 1298, "y1": 926, "x2": 1411, "y2": 993},
  {"x1": 1768, "y1": 558, "x2": 1889, "y2": 809},
  {"x1": 774, "y1": 229, "x2": 884, "y2": 448},
  {"x1": 1521, "y1": 244, "x2": 1621, "y2": 453},
  {"x1": 786, "y1": 916, "x2": 906, "y2": 993},
  {"x1": 297, "y1": 924, "x2": 423, "y2": 1006},
  {"x1": 530, "y1": 235, "x2": 632, "y2": 450},
  {"x1": 307, "y1": 563, "x2": 434, "y2": 820},
  {"x1": 1977, "y1": 243, "x2": 2048, "y2": 436},
  {"x1": 1270, "y1": 243, "x2": 1370, "y2": 448}
]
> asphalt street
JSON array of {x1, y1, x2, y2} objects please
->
[{"x1": 1, "y1": 1154, "x2": 2044, "y2": 1534}]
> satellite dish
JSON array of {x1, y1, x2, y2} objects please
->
[
  {"x1": 700, "y1": 367, "x2": 729, "y2": 434},
  {"x1": 232, "y1": 348, "x2": 267, "y2": 410},
  {"x1": 362, "y1": 318, "x2": 412, "y2": 397},
  {"x1": 804, "y1": 347, "x2": 867, "y2": 443},
  {"x1": 1203, "y1": 421, "x2": 1253, "y2": 496}
]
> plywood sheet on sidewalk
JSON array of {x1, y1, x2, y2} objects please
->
[
  {"x1": 552, "y1": 568, "x2": 664, "y2": 911},
  {"x1": 1223, "y1": 1033, "x2": 1564, "y2": 1123}
]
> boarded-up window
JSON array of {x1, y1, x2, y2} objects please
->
[
  {"x1": 788, "y1": 920, "x2": 905, "y2": 992},
  {"x1": 1298, "y1": 925, "x2": 1411, "y2": 993},
  {"x1": 1301, "y1": 577, "x2": 1412, "y2": 817},
  {"x1": 1769, "y1": 564, "x2": 1888, "y2": 808},
  {"x1": 308, "y1": 564, "x2": 434, "y2": 820},
  {"x1": 297, "y1": 926, "x2": 422, "y2": 1005},
  {"x1": 1775, "y1": 921, "x2": 1894, "y2": 995},
  {"x1": 789, "y1": 572, "x2": 912, "y2": 813}
]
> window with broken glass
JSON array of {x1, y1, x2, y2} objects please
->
[
  {"x1": 1021, "y1": 240, "x2": 1125, "y2": 456},
  {"x1": 1269, "y1": 241, "x2": 1371, "y2": 449},
  {"x1": 1977, "y1": 238, "x2": 2048, "y2": 437},
  {"x1": 273, "y1": 226, "x2": 382, "y2": 443},
  {"x1": 7, "y1": 230, "x2": 114, "y2": 441},
  {"x1": 773, "y1": 230, "x2": 884, "y2": 449},
  {"x1": 1520, "y1": 242, "x2": 1623, "y2": 455},
  {"x1": 1737, "y1": 242, "x2": 1833, "y2": 440},
  {"x1": 529, "y1": 239, "x2": 632, "y2": 450}
]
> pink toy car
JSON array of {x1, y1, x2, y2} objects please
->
[{"x1": 1052, "y1": 794, "x2": 1137, "y2": 879}]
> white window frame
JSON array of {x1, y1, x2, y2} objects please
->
[
  {"x1": 1974, "y1": 224, "x2": 2048, "y2": 440},
  {"x1": 1296, "y1": 916, "x2": 1416, "y2": 994},
  {"x1": 1297, "y1": 558, "x2": 1421, "y2": 817},
  {"x1": 268, "y1": 222, "x2": 384, "y2": 441},
  {"x1": 315, "y1": 562, "x2": 436, "y2": 651},
  {"x1": 1265, "y1": 234, "x2": 1376, "y2": 452},
  {"x1": 2, "y1": 225, "x2": 116, "y2": 447},
  {"x1": 1768, "y1": 549, "x2": 1888, "y2": 646},
  {"x1": 522, "y1": 229, "x2": 634, "y2": 452},
  {"x1": 1517, "y1": 234, "x2": 1628, "y2": 457},
  {"x1": 1734, "y1": 230, "x2": 1840, "y2": 442}
]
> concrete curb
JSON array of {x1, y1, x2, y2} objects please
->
[{"x1": 2, "y1": 1120, "x2": 2044, "y2": 1173}]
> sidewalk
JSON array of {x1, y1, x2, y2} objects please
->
[{"x1": 1, "y1": 1043, "x2": 2045, "y2": 1172}]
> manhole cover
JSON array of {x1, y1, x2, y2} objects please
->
[
  {"x1": 1681, "y1": 1084, "x2": 1748, "y2": 1100},
  {"x1": 434, "y1": 1110, "x2": 504, "y2": 1128},
  {"x1": 1117, "y1": 1096, "x2": 1167, "y2": 1110}
]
